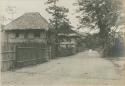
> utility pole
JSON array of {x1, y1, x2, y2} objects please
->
[
  {"x1": 0, "y1": 16, "x2": 7, "y2": 31},
  {"x1": 6, "y1": 6, "x2": 16, "y2": 21},
  {"x1": 0, "y1": 16, "x2": 6, "y2": 25}
]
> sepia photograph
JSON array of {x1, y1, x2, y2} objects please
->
[{"x1": 0, "y1": 0, "x2": 125, "y2": 86}]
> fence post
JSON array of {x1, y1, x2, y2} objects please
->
[{"x1": 49, "y1": 46, "x2": 52, "y2": 60}]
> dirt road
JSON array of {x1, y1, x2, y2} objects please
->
[{"x1": 1, "y1": 50, "x2": 124, "y2": 86}]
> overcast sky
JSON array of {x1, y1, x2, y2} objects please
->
[{"x1": 0, "y1": 0, "x2": 80, "y2": 29}]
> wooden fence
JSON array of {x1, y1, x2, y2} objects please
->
[
  {"x1": 1, "y1": 43, "x2": 51, "y2": 71},
  {"x1": 1, "y1": 42, "x2": 78, "y2": 71}
]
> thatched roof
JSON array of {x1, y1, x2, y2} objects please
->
[{"x1": 4, "y1": 12, "x2": 49, "y2": 30}]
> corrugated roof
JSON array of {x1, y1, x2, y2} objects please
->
[{"x1": 4, "y1": 12, "x2": 49, "y2": 30}]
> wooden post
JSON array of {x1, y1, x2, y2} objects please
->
[
  {"x1": 49, "y1": 46, "x2": 52, "y2": 60},
  {"x1": 46, "y1": 45, "x2": 51, "y2": 61},
  {"x1": 12, "y1": 45, "x2": 16, "y2": 71}
]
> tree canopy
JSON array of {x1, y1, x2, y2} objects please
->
[
  {"x1": 45, "y1": 0, "x2": 71, "y2": 33},
  {"x1": 75, "y1": 0, "x2": 123, "y2": 56}
]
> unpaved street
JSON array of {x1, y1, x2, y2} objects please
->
[{"x1": 1, "y1": 50, "x2": 124, "y2": 86}]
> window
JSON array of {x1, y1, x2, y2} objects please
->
[
  {"x1": 24, "y1": 33, "x2": 28, "y2": 38},
  {"x1": 68, "y1": 38, "x2": 71, "y2": 42},
  {"x1": 9, "y1": 33, "x2": 15, "y2": 39},
  {"x1": 15, "y1": 33, "x2": 19, "y2": 38},
  {"x1": 34, "y1": 32, "x2": 40, "y2": 38}
]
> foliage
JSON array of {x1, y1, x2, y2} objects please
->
[
  {"x1": 45, "y1": 0, "x2": 72, "y2": 57},
  {"x1": 45, "y1": 0, "x2": 71, "y2": 33},
  {"x1": 83, "y1": 34, "x2": 100, "y2": 49},
  {"x1": 75, "y1": 0, "x2": 122, "y2": 56}
]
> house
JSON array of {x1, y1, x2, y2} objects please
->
[
  {"x1": 1, "y1": 12, "x2": 53, "y2": 71},
  {"x1": 56, "y1": 27, "x2": 80, "y2": 56}
]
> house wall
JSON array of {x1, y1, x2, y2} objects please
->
[
  {"x1": 7, "y1": 31, "x2": 47, "y2": 43},
  {"x1": 1, "y1": 30, "x2": 50, "y2": 71}
]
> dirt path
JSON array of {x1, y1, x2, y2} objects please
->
[{"x1": 1, "y1": 50, "x2": 124, "y2": 86}]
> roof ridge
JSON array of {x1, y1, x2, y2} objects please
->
[{"x1": 24, "y1": 12, "x2": 41, "y2": 15}]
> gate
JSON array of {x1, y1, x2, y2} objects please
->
[{"x1": 15, "y1": 43, "x2": 49, "y2": 68}]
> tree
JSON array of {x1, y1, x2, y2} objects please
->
[
  {"x1": 83, "y1": 34, "x2": 100, "y2": 49},
  {"x1": 45, "y1": 0, "x2": 72, "y2": 56},
  {"x1": 45, "y1": 0, "x2": 70, "y2": 33},
  {"x1": 75, "y1": 0, "x2": 122, "y2": 56}
]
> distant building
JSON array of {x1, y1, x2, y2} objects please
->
[{"x1": 57, "y1": 28, "x2": 80, "y2": 56}]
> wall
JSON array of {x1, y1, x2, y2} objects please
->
[
  {"x1": 1, "y1": 43, "x2": 16, "y2": 71},
  {"x1": 7, "y1": 31, "x2": 47, "y2": 43},
  {"x1": 1, "y1": 30, "x2": 50, "y2": 71}
]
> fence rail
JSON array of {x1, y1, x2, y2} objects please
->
[
  {"x1": 1, "y1": 51, "x2": 16, "y2": 54},
  {"x1": 1, "y1": 43, "x2": 52, "y2": 71}
]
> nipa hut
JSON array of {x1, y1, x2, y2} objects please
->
[
  {"x1": 1, "y1": 12, "x2": 53, "y2": 71},
  {"x1": 56, "y1": 24, "x2": 80, "y2": 57}
]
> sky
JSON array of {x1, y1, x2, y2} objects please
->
[{"x1": 0, "y1": 0, "x2": 79, "y2": 28}]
